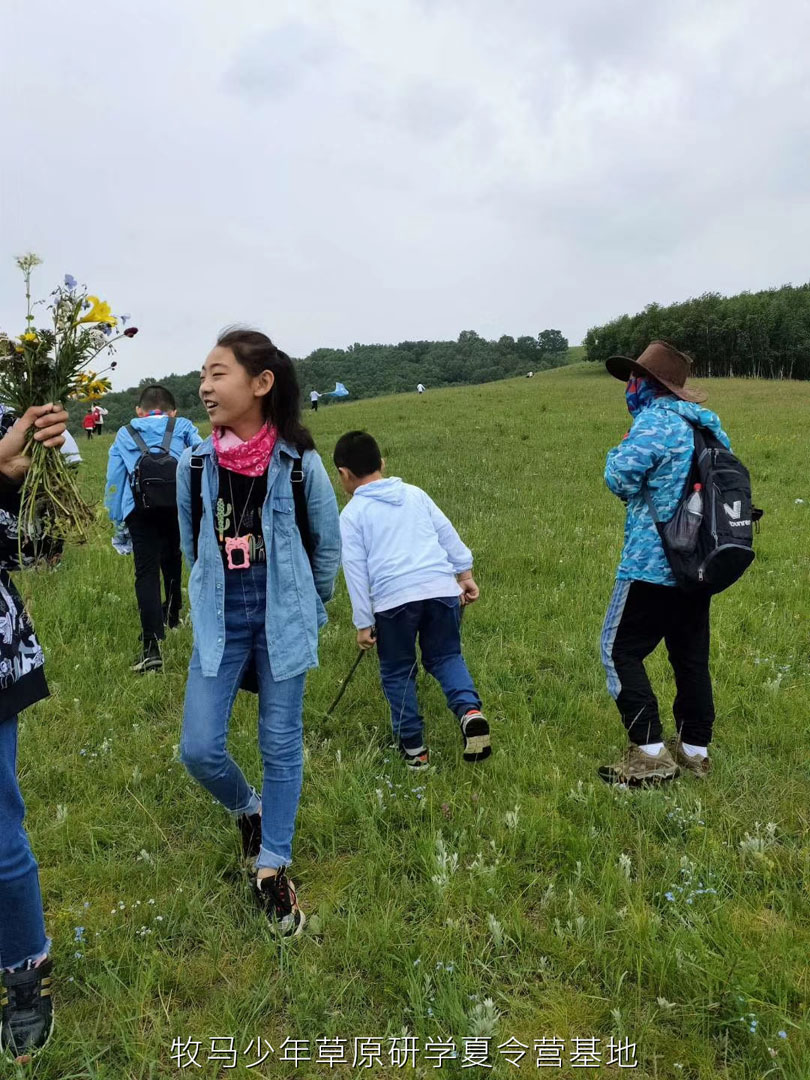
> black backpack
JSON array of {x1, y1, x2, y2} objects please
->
[
  {"x1": 189, "y1": 452, "x2": 314, "y2": 695},
  {"x1": 127, "y1": 417, "x2": 178, "y2": 510},
  {"x1": 643, "y1": 420, "x2": 762, "y2": 595}
]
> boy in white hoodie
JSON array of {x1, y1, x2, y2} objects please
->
[{"x1": 334, "y1": 431, "x2": 491, "y2": 769}]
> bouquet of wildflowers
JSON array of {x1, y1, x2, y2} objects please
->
[{"x1": 0, "y1": 254, "x2": 138, "y2": 554}]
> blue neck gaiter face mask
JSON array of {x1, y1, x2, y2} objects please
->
[{"x1": 625, "y1": 376, "x2": 659, "y2": 417}]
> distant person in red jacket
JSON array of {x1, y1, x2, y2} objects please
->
[{"x1": 82, "y1": 411, "x2": 95, "y2": 440}]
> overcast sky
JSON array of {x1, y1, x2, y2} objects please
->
[{"x1": 2, "y1": 0, "x2": 808, "y2": 389}]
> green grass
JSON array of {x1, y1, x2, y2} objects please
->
[{"x1": 12, "y1": 366, "x2": 810, "y2": 1078}]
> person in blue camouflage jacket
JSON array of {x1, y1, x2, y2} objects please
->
[{"x1": 598, "y1": 341, "x2": 732, "y2": 787}]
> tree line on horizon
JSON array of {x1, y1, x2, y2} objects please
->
[
  {"x1": 584, "y1": 282, "x2": 810, "y2": 379},
  {"x1": 69, "y1": 328, "x2": 572, "y2": 430}
]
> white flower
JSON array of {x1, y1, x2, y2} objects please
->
[
  {"x1": 487, "y1": 913, "x2": 504, "y2": 945},
  {"x1": 469, "y1": 997, "x2": 500, "y2": 1038}
]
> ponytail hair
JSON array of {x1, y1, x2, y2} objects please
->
[{"x1": 216, "y1": 327, "x2": 314, "y2": 451}]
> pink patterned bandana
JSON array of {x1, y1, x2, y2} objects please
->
[{"x1": 213, "y1": 424, "x2": 277, "y2": 477}]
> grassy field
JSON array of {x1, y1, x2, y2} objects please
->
[{"x1": 12, "y1": 364, "x2": 810, "y2": 1078}]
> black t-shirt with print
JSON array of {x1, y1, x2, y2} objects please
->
[{"x1": 216, "y1": 466, "x2": 267, "y2": 568}]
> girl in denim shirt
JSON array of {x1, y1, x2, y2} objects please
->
[{"x1": 176, "y1": 329, "x2": 340, "y2": 935}]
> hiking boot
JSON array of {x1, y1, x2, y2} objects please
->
[
  {"x1": 398, "y1": 741, "x2": 430, "y2": 770},
  {"x1": 460, "y1": 709, "x2": 492, "y2": 762},
  {"x1": 131, "y1": 640, "x2": 163, "y2": 674},
  {"x1": 1, "y1": 958, "x2": 54, "y2": 1064},
  {"x1": 668, "y1": 738, "x2": 712, "y2": 779},
  {"x1": 598, "y1": 744, "x2": 679, "y2": 787},
  {"x1": 253, "y1": 869, "x2": 305, "y2": 937},
  {"x1": 238, "y1": 811, "x2": 262, "y2": 860}
]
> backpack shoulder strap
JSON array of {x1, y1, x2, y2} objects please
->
[
  {"x1": 161, "y1": 416, "x2": 177, "y2": 452},
  {"x1": 290, "y1": 454, "x2": 314, "y2": 565},
  {"x1": 126, "y1": 423, "x2": 151, "y2": 455},
  {"x1": 641, "y1": 486, "x2": 660, "y2": 524},
  {"x1": 190, "y1": 452, "x2": 205, "y2": 561}
]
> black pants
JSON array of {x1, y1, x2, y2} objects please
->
[
  {"x1": 85, "y1": 429, "x2": 93, "y2": 440},
  {"x1": 601, "y1": 580, "x2": 714, "y2": 746},
  {"x1": 310, "y1": 400, "x2": 318, "y2": 412},
  {"x1": 126, "y1": 508, "x2": 182, "y2": 645}
]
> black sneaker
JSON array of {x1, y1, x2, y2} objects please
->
[
  {"x1": 1, "y1": 958, "x2": 54, "y2": 1064},
  {"x1": 398, "y1": 741, "x2": 430, "y2": 770},
  {"x1": 253, "y1": 869, "x2": 305, "y2": 937},
  {"x1": 238, "y1": 812, "x2": 262, "y2": 860},
  {"x1": 131, "y1": 640, "x2": 163, "y2": 674},
  {"x1": 460, "y1": 710, "x2": 492, "y2": 762}
]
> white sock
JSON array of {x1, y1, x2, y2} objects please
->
[
  {"x1": 681, "y1": 742, "x2": 708, "y2": 759},
  {"x1": 639, "y1": 742, "x2": 666, "y2": 756}
]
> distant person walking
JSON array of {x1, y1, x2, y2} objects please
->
[
  {"x1": 599, "y1": 341, "x2": 733, "y2": 787},
  {"x1": 416, "y1": 383, "x2": 426, "y2": 395},
  {"x1": 310, "y1": 389, "x2": 320, "y2": 412},
  {"x1": 92, "y1": 405, "x2": 108, "y2": 435},
  {"x1": 82, "y1": 410, "x2": 95, "y2": 440}
]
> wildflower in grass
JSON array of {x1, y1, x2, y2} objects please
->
[
  {"x1": 431, "y1": 834, "x2": 458, "y2": 888},
  {"x1": 738, "y1": 821, "x2": 778, "y2": 853},
  {"x1": 618, "y1": 852, "x2": 633, "y2": 880},
  {"x1": 487, "y1": 913, "x2": 504, "y2": 945},
  {"x1": 468, "y1": 997, "x2": 500, "y2": 1038},
  {"x1": 74, "y1": 926, "x2": 85, "y2": 942}
]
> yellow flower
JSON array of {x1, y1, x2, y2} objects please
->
[
  {"x1": 20, "y1": 331, "x2": 38, "y2": 343},
  {"x1": 77, "y1": 296, "x2": 117, "y2": 327}
]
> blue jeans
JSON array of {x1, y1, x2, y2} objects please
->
[
  {"x1": 0, "y1": 717, "x2": 50, "y2": 970},
  {"x1": 374, "y1": 596, "x2": 481, "y2": 749},
  {"x1": 180, "y1": 565, "x2": 305, "y2": 869}
]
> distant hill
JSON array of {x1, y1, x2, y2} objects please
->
[{"x1": 69, "y1": 330, "x2": 579, "y2": 429}]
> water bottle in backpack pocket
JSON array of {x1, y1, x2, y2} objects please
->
[
  {"x1": 643, "y1": 422, "x2": 763, "y2": 594},
  {"x1": 662, "y1": 483, "x2": 703, "y2": 554}
]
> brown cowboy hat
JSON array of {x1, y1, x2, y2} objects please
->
[{"x1": 605, "y1": 340, "x2": 707, "y2": 403}]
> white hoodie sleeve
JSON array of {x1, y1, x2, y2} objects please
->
[
  {"x1": 340, "y1": 513, "x2": 375, "y2": 629},
  {"x1": 423, "y1": 492, "x2": 473, "y2": 573}
]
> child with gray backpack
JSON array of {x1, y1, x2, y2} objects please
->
[{"x1": 105, "y1": 385, "x2": 201, "y2": 672}]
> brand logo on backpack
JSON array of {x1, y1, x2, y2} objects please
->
[{"x1": 723, "y1": 500, "x2": 751, "y2": 527}]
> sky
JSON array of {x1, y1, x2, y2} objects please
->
[{"x1": 1, "y1": 0, "x2": 808, "y2": 390}]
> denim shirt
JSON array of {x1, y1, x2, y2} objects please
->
[{"x1": 176, "y1": 436, "x2": 341, "y2": 681}]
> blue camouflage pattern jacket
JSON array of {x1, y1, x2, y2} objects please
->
[{"x1": 605, "y1": 396, "x2": 731, "y2": 586}]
